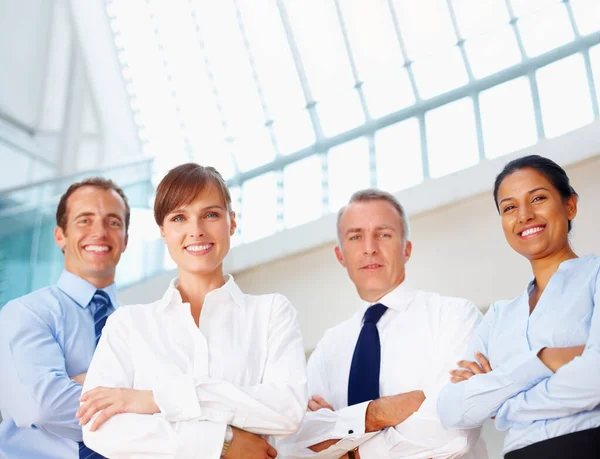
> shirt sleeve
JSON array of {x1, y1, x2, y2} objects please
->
[
  {"x1": 82, "y1": 308, "x2": 226, "y2": 459},
  {"x1": 0, "y1": 300, "x2": 84, "y2": 441},
  {"x1": 151, "y1": 295, "x2": 307, "y2": 438},
  {"x1": 495, "y1": 270, "x2": 600, "y2": 427},
  {"x1": 358, "y1": 300, "x2": 485, "y2": 459},
  {"x1": 276, "y1": 328, "x2": 379, "y2": 459},
  {"x1": 437, "y1": 301, "x2": 553, "y2": 430}
]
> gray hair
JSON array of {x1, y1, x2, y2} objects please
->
[{"x1": 336, "y1": 188, "x2": 411, "y2": 243}]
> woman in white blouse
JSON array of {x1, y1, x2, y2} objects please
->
[{"x1": 77, "y1": 163, "x2": 307, "y2": 459}]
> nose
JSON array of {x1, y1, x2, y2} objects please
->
[
  {"x1": 188, "y1": 218, "x2": 205, "y2": 238},
  {"x1": 518, "y1": 202, "x2": 535, "y2": 224},
  {"x1": 91, "y1": 219, "x2": 108, "y2": 238},
  {"x1": 363, "y1": 236, "x2": 379, "y2": 256}
]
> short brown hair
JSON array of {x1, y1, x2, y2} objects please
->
[
  {"x1": 154, "y1": 163, "x2": 232, "y2": 226},
  {"x1": 337, "y1": 188, "x2": 410, "y2": 242},
  {"x1": 56, "y1": 177, "x2": 131, "y2": 232}
]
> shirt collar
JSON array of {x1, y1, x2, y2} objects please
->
[
  {"x1": 158, "y1": 274, "x2": 246, "y2": 311},
  {"x1": 360, "y1": 282, "x2": 418, "y2": 315},
  {"x1": 56, "y1": 270, "x2": 118, "y2": 309}
]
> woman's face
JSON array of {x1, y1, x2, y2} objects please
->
[
  {"x1": 496, "y1": 167, "x2": 577, "y2": 261},
  {"x1": 160, "y1": 183, "x2": 236, "y2": 278}
]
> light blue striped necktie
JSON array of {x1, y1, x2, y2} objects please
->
[{"x1": 79, "y1": 290, "x2": 112, "y2": 459}]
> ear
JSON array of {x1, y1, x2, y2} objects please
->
[
  {"x1": 334, "y1": 245, "x2": 346, "y2": 267},
  {"x1": 122, "y1": 232, "x2": 129, "y2": 253},
  {"x1": 54, "y1": 226, "x2": 66, "y2": 251},
  {"x1": 404, "y1": 240, "x2": 413, "y2": 262},
  {"x1": 159, "y1": 225, "x2": 166, "y2": 239},
  {"x1": 565, "y1": 195, "x2": 578, "y2": 221},
  {"x1": 229, "y1": 211, "x2": 237, "y2": 236}
]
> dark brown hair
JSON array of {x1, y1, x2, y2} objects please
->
[
  {"x1": 154, "y1": 163, "x2": 232, "y2": 226},
  {"x1": 56, "y1": 177, "x2": 131, "y2": 232}
]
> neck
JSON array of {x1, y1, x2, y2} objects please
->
[
  {"x1": 177, "y1": 268, "x2": 227, "y2": 319},
  {"x1": 530, "y1": 245, "x2": 578, "y2": 292},
  {"x1": 70, "y1": 269, "x2": 115, "y2": 289},
  {"x1": 360, "y1": 277, "x2": 405, "y2": 303}
]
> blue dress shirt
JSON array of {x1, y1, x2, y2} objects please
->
[
  {"x1": 437, "y1": 254, "x2": 600, "y2": 455},
  {"x1": 0, "y1": 270, "x2": 117, "y2": 459}
]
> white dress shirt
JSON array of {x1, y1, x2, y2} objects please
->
[
  {"x1": 278, "y1": 283, "x2": 486, "y2": 459},
  {"x1": 82, "y1": 275, "x2": 308, "y2": 459}
]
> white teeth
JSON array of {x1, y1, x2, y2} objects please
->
[
  {"x1": 521, "y1": 226, "x2": 544, "y2": 237},
  {"x1": 186, "y1": 244, "x2": 212, "y2": 252},
  {"x1": 85, "y1": 245, "x2": 109, "y2": 252}
]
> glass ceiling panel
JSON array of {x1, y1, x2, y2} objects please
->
[{"x1": 108, "y1": 0, "x2": 600, "y2": 247}]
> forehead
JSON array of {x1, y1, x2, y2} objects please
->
[
  {"x1": 66, "y1": 186, "x2": 126, "y2": 215},
  {"x1": 172, "y1": 182, "x2": 226, "y2": 211},
  {"x1": 498, "y1": 168, "x2": 556, "y2": 198},
  {"x1": 340, "y1": 200, "x2": 403, "y2": 230}
]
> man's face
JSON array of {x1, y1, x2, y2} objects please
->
[
  {"x1": 335, "y1": 199, "x2": 412, "y2": 303},
  {"x1": 54, "y1": 186, "x2": 128, "y2": 288}
]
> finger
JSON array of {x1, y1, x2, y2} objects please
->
[
  {"x1": 308, "y1": 399, "x2": 320, "y2": 411},
  {"x1": 450, "y1": 369, "x2": 475, "y2": 380},
  {"x1": 450, "y1": 375, "x2": 467, "y2": 383},
  {"x1": 457, "y1": 360, "x2": 484, "y2": 374},
  {"x1": 267, "y1": 445, "x2": 278, "y2": 458},
  {"x1": 79, "y1": 399, "x2": 112, "y2": 426},
  {"x1": 311, "y1": 395, "x2": 333, "y2": 410},
  {"x1": 79, "y1": 386, "x2": 110, "y2": 402},
  {"x1": 475, "y1": 352, "x2": 492, "y2": 372},
  {"x1": 90, "y1": 406, "x2": 120, "y2": 431}
]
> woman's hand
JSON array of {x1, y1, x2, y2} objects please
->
[
  {"x1": 77, "y1": 387, "x2": 160, "y2": 431},
  {"x1": 450, "y1": 352, "x2": 492, "y2": 383}
]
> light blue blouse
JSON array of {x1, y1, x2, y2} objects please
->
[{"x1": 437, "y1": 254, "x2": 600, "y2": 455}]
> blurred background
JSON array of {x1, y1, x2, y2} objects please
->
[{"x1": 1, "y1": 1, "x2": 600, "y2": 456}]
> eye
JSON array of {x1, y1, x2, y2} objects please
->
[
  {"x1": 348, "y1": 235, "x2": 360, "y2": 241},
  {"x1": 502, "y1": 205, "x2": 516, "y2": 213},
  {"x1": 205, "y1": 211, "x2": 219, "y2": 219},
  {"x1": 78, "y1": 218, "x2": 89, "y2": 224},
  {"x1": 532, "y1": 195, "x2": 547, "y2": 203},
  {"x1": 171, "y1": 215, "x2": 185, "y2": 222},
  {"x1": 108, "y1": 219, "x2": 122, "y2": 228},
  {"x1": 379, "y1": 233, "x2": 392, "y2": 238}
]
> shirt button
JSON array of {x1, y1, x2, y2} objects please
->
[{"x1": 348, "y1": 429, "x2": 354, "y2": 434}]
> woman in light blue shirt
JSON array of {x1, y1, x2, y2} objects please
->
[{"x1": 437, "y1": 154, "x2": 600, "y2": 458}]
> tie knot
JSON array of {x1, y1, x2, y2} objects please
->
[
  {"x1": 92, "y1": 289, "x2": 111, "y2": 307},
  {"x1": 363, "y1": 303, "x2": 387, "y2": 324}
]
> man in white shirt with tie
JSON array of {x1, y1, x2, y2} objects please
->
[{"x1": 279, "y1": 189, "x2": 487, "y2": 459}]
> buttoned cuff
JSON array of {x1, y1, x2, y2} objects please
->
[
  {"x1": 153, "y1": 374, "x2": 202, "y2": 421},
  {"x1": 332, "y1": 401, "x2": 370, "y2": 438},
  {"x1": 358, "y1": 432, "x2": 389, "y2": 459},
  {"x1": 175, "y1": 421, "x2": 226, "y2": 459},
  {"x1": 503, "y1": 348, "x2": 553, "y2": 388}
]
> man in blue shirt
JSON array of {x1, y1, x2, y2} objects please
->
[{"x1": 0, "y1": 177, "x2": 130, "y2": 458}]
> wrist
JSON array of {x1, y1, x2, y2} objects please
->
[{"x1": 365, "y1": 399, "x2": 383, "y2": 433}]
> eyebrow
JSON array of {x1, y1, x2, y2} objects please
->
[
  {"x1": 345, "y1": 225, "x2": 396, "y2": 235},
  {"x1": 73, "y1": 212, "x2": 123, "y2": 222},
  {"x1": 168, "y1": 204, "x2": 226, "y2": 215},
  {"x1": 499, "y1": 187, "x2": 550, "y2": 205}
]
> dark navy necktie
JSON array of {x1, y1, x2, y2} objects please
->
[
  {"x1": 79, "y1": 290, "x2": 112, "y2": 459},
  {"x1": 347, "y1": 303, "x2": 388, "y2": 406}
]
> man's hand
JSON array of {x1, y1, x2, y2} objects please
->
[
  {"x1": 70, "y1": 372, "x2": 86, "y2": 386},
  {"x1": 225, "y1": 427, "x2": 277, "y2": 459},
  {"x1": 308, "y1": 394, "x2": 334, "y2": 412},
  {"x1": 364, "y1": 390, "x2": 425, "y2": 432},
  {"x1": 538, "y1": 345, "x2": 585, "y2": 372},
  {"x1": 77, "y1": 387, "x2": 160, "y2": 431},
  {"x1": 450, "y1": 352, "x2": 492, "y2": 383}
]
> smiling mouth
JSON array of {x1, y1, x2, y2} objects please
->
[
  {"x1": 83, "y1": 245, "x2": 111, "y2": 253},
  {"x1": 185, "y1": 243, "x2": 213, "y2": 254},
  {"x1": 519, "y1": 225, "x2": 546, "y2": 238}
]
